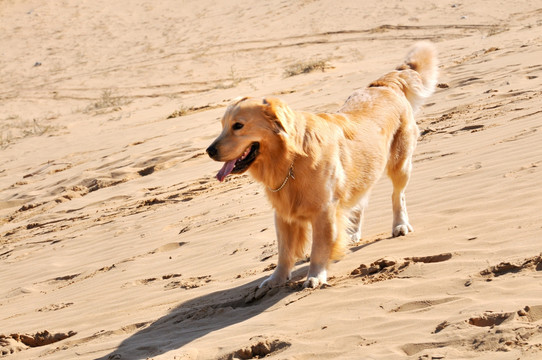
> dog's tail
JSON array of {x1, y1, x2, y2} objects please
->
[
  {"x1": 397, "y1": 41, "x2": 439, "y2": 111},
  {"x1": 370, "y1": 42, "x2": 438, "y2": 112}
]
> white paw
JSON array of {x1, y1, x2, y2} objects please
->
[
  {"x1": 253, "y1": 282, "x2": 279, "y2": 301},
  {"x1": 349, "y1": 231, "x2": 362, "y2": 244},
  {"x1": 245, "y1": 273, "x2": 285, "y2": 302},
  {"x1": 258, "y1": 270, "x2": 288, "y2": 289},
  {"x1": 303, "y1": 269, "x2": 327, "y2": 289},
  {"x1": 392, "y1": 223, "x2": 413, "y2": 237},
  {"x1": 303, "y1": 277, "x2": 323, "y2": 289}
]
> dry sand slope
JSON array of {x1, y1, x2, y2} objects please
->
[{"x1": 1, "y1": 0, "x2": 542, "y2": 359}]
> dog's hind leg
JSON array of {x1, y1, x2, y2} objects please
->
[
  {"x1": 347, "y1": 195, "x2": 369, "y2": 243},
  {"x1": 390, "y1": 164, "x2": 413, "y2": 237},
  {"x1": 259, "y1": 213, "x2": 309, "y2": 289},
  {"x1": 387, "y1": 114, "x2": 418, "y2": 237}
]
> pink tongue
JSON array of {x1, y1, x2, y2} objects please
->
[{"x1": 216, "y1": 160, "x2": 236, "y2": 182}]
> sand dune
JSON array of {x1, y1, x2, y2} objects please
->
[{"x1": 1, "y1": 1, "x2": 541, "y2": 359}]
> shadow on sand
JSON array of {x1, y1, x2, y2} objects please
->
[
  {"x1": 98, "y1": 269, "x2": 308, "y2": 360},
  {"x1": 97, "y1": 236, "x2": 389, "y2": 359}
]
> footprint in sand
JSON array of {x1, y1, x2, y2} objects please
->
[
  {"x1": 0, "y1": 330, "x2": 77, "y2": 356},
  {"x1": 404, "y1": 303, "x2": 542, "y2": 356},
  {"x1": 503, "y1": 161, "x2": 540, "y2": 178},
  {"x1": 218, "y1": 336, "x2": 291, "y2": 360},
  {"x1": 36, "y1": 302, "x2": 74, "y2": 312},
  {"x1": 122, "y1": 273, "x2": 183, "y2": 288},
  {"x1": 0, "y1": 335, "x2": 26, "y2": 356},
  {"x1": 413, "y1": 150, "x2": 457, "y2": 163},
  {"x1": 78, "y1": 177, "x2": 126, "y2": 193},
  {"x1": 478, "y1": 254, "x2": 542, "y2": 279},
  {"x1": 349, "y1": 253, "x2": 453, "y2": 284},
  {"x1": 391, "y1": 297, "x2": 462, "y2": 313},
  {"x1": 152, "y1": 241, "x2": 187, "y2": 253},
  {"x1": 499, "y1": 127, "x2": 539, "y2": 144},
  {"x1": 164, "y1": 275, "x2": 212, "y2": 290},
  {"x1": 434, "y1": 162, "x2": 482, "y2": 180},
  {"x1": 4, "y1": 287, "x2": 36, "y2": 299},
  {"x1": 468, "y1": 312, "x2": 515, "y2": 327},
  {"x1": 413, "y1": 302, "x2": 542, "y2": 356}
]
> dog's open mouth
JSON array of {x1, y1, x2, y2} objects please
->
[{"x1": 216, "y1": 142, "x2": 259, "y2": 182}]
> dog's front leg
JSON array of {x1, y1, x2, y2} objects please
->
[
  {"x1": 259, "y1": 213, "x2": 308, "y2": 290},
  {"x1": 305, "y1": 206, "x2": 338, "y2": 288}
]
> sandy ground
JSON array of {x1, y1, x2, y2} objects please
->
[{"x1": 1, "y1": 0, "x2": 542, "y2": 359}]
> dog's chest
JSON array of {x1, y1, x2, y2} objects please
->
[{"x1": 267, "y1": 186, "x2": 322, "y2": 223}]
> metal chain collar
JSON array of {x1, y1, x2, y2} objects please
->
[{"x1": 268, "y1": 163, "x2": 295, "y2": 193}]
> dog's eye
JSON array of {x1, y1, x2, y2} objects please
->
[{"x1": 232, "y1": 122, "x2": 244, "y2": 131}]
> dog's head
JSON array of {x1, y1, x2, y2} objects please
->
[{"x1": 206, "y1": 97, "x2": 305, "y2": 182}]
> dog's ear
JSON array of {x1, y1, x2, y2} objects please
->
[
  {"x1": 231, "y1": 96, "x2": 249, "y2": 105},
  {"x1": 262, "y1": 97, "x2": 306, "y2": 156},
  {"x1": 262, "y1": 98, "x2": 292, "y2": 134}
]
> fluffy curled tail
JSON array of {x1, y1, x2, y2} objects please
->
[{"x1": 396, "y1": 41, "x2": 439, "y2": 111}]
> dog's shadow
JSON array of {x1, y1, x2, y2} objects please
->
[{"x1": 98, "y1": 268, "x2": 308, "y2": 360}]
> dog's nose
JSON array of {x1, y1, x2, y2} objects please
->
[{"x1": 206, "y1": 144, "x2": 218, "y2": 159}]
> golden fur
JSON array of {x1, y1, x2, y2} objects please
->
[{"x1": 207, "y1": 42, "x2": 438, "y2": 289}]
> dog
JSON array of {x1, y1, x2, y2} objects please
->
[{"x1": 206, "y1": 42, "x2": 438, "y2": 290}]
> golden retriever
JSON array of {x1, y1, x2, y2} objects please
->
[{"x1": 207, "y1": 42, "x2": 438, "y2": 289}]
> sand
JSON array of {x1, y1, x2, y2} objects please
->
[{"x1": 1, "y1": 0, "x2": 542, "y2": 359}]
